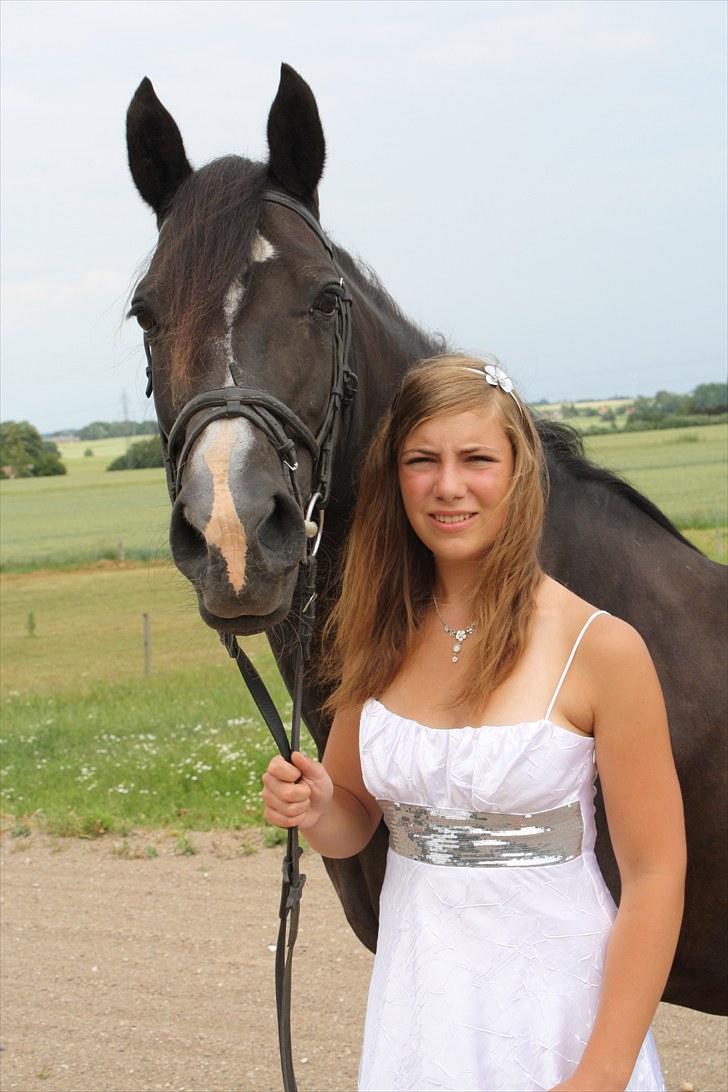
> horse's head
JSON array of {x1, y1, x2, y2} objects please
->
[{"x1": 126, "y1": 66, "x2": 353, "y2": 635}]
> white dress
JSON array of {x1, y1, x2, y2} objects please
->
[{"x1": 358, "y1": 612, "x2": 665, "y2": 1092}]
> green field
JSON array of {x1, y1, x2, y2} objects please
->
[
  {"x1": 1, "y1": 564, "x2": 291, "y2": 833},
  {"x1": 1, "y1": 439, "x2": 170, "y2": 569},
  {"x1": 56, "y1": 436, "x2": 142, "y2": 463},
  {"x1": 0, "y1": 421, "x2": 725, "y2": 834},
  {"x1": 2, "y1": 424, "x2": 725, "y2": 570},
  {"x1": 583, "y1": 425, "x2": 728, "y2": 529}
]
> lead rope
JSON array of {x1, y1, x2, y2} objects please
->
[
  {"x1": 221, "y1": 544, "x2": 318, "y2": 1092},
  {"x1": 142, "y1": 190, "x2": 354, "y2": 1091}
]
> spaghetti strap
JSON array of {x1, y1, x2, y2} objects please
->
[{"x1": 544, "y1": 610, "x2": 609, "y2": 722}]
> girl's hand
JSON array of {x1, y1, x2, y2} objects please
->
[
  {"x1": 550, "y1": 1075, "x2": 623, "y2": 1092},
  {"x1": 261, "y1": 750, "x2": 334, "y2": 831}
]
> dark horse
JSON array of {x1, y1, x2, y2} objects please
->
[{"x1": 126, "y1": 65, "x2": 726, "y2": 1016}]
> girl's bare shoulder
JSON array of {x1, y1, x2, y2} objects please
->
[{"x1": 539, "y1": 576, "x2": 648, "y2": 664}]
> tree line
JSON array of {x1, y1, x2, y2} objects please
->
[
  {"x1": 58, "y1": 420, "x2": 159, "y2": 441},
  {"x1": 2, "y1": 382, "x2": 726, "y2": 479}
]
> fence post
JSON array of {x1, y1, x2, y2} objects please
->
[{"x1": 143, "y1": 613, "x2": 151, "y2": 676}]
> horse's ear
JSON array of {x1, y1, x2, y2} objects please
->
[
  {"x1": 126, "y1": 77, "x2": 193, "y2": 219},
  {"x1": 267, "y1": 64, "x2": 325, "y2": 202}
]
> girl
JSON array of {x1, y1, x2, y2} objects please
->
[{"x1": 262, "y1": 355, "x2": 685, "y2": 1092}]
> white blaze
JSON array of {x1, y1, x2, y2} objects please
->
[
  {"x1": 194, "y1": 419, "x2": 254, "y2": 594},
  {"x1": 192, "y1": 236, "x2": 277, "y2": 594},
  {"x1": 251, "y1": 234, "x2": 276, "y2": 264}
]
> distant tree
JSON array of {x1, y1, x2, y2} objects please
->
[
  {"x1": 78, "y1": 420, "x2": 158, "y2": 441},
  {"x1": 629, "y1": 395, "x2": 665, "y2": 423},
  {"x1": 654, "y1": 389, "x2": 692, "y2": 415},
  {"x1": 629, "y1": 384, "x2": 726, "y2": 426},
  {"x1": 78, "y1": 421, "x2": 112, "y2": 441},
  {"x1": 84, "y1": 448, "x2": 94, "y2": 457},
  {"x1": 107, "y1": 434, "x2": 164, "y2": 471},
  {"x1": 691, "y1": 382, "x2": 727, "y2": 415},
  {"x1": 0, "y1": 421, "x2": 66, "y2": 478}
]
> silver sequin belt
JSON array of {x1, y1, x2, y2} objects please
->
[{"x1": 378, "y1": 799, "x2": 584, "y2": 868}]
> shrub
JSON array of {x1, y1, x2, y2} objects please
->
[
  {"x1": 107, "y1": 434, "x2": 164, "y2": 471},
  {"x1": 0, "y1": 421, "x2": 66, "y2": 478}
]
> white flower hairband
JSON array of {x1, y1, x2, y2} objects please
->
[{"x1": 463, "y1": 361, "x2": 523, "y2": 414}]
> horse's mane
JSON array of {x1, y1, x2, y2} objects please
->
[
  {"x1": 537, "y1": 419, "x2": 698, "y2": 550},
  {"x1": 333, "y1": 248, "x2": 445, "y2": 362}
]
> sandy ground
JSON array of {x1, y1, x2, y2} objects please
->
[{"x1": 1, "y1": 830, "x2": 725, "y2": 1092}]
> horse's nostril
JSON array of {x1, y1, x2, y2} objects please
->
[
  {"x1": 170, "y1": 503, "x2": 207, "y2": 569},
  {"x1": 257, "y1": 492, "x2": 304, "y2": 566}
]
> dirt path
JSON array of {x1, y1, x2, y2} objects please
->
[{"x1": 1, "y1": 830, "x2": 725, "y2": 1092}]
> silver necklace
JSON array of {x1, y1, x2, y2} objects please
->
[{"x1": 433, "y1": 595, "x2": 476, "y2": 664}]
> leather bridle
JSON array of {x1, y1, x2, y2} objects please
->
[
  {"x1": 144, "y1": 190, "x2": 355, "y2": 513},
  {"x1": 140, "y1": 190, "x2": 357, "y2": 1092}
]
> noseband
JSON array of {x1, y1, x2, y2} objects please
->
[{"x1": 140, "y1": 191, "x2": 357, "y2": 1092}]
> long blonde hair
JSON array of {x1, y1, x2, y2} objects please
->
[{"x1": 320, "y1": 355, "x2": 547, "y2": 716}]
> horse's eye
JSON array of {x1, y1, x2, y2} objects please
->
[
  {"x1": 128, "y1": 301, "x2": 159, "y2": 336},
  {"x1": 312, "y1": 290, "x2": 339, "y2": 317}
]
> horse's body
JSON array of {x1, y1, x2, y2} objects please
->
[{"x1": 126, "y1": 66, "x2": 727, "y2": 1015}]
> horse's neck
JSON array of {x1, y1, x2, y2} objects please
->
[{"x1": 541, "y1": 456, "x2": 719, "y2": 621}]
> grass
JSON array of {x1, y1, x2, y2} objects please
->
[
  {"x1": 583, "y1": 424, "x2": 727, "y2": 529},
  {"x1": 56, "y1": 437, "x2": 146, "y2": 463},
  {"x1": 0, "y1": 564, "x2": 306, "y2": 834},
  {"x1": 2, "y1": 424, "x2": 725, "y2": 570},
  {"x1": 0, "y1": 563, "x2": 240, "y2": 698},
  {"x1": 0, "y1": 657, "x2": 301, "y2": 835},
  {"x1": 0, "y1": 422, "x2": 725, "y2": 834},
  {"x1": 0, "y1": 466, "x2": 169, "y2": 570},
  {"x1": 1, "y1": 437, "x2": 169, "y2": 570}
]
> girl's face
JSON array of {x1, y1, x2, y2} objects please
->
[{"x1": 398, "y1": 405, "x2": 515, "y2": 566}]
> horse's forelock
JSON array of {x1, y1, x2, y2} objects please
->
[{"x1": 146, "y1": 156, "x2": 268, "y2": 401}]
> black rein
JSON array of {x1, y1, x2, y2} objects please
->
[{"x1": 141, "y1": 190, "x2": 356, "y2": 1092}]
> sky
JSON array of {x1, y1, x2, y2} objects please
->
[{"x1": 1, "y1": 0, "x2": 726, "y2": 434}]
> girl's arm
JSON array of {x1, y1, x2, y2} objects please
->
[
  {"x1": 261, "y1": 703, "x2": 382, "y2": 859},
  {"x1": 555, "y1": 618, "x2": 686, "y2": 1092}
]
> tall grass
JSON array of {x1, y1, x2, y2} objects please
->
[
  {"x1": 1, "y1": 663, "x2": 296, "y2": 835},
  {"x1": 0, "y1": 564, "x2": 307, "y2": 833}
]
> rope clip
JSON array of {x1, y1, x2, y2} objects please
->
[{"x1": 303, "y1": 493, "x2": 324, "y2": 557}]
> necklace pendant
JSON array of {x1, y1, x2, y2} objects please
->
[{"x1": 432, "y1": 595, "x2": 476, "y2": 668}]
